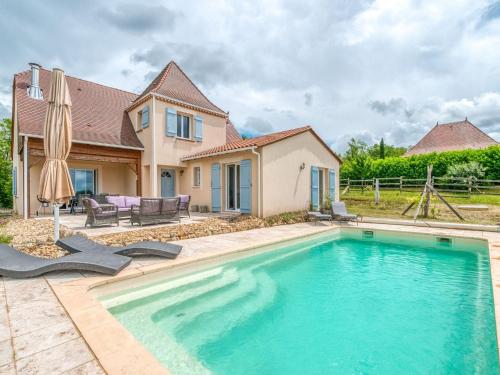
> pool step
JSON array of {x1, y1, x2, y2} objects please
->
[
  {"x1": 154, "y1": 269, "x2": 260, "y2": 333},
  {"x1": 103, "y1": 266, "x2": 236, "y2": 309},
  {"x1": 180, "y1": 271, "x2": 277, "y2": 348}
]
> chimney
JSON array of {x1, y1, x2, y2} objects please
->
[{"x1": 27, "y1": 63, "x2": 43, "y2": 100}]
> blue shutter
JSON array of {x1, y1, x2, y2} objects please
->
[
  {"x1": 329, "y1": 169, "x2": 336, "y2": 203},
  {"x1": 311, "y1": 166, "x2": 319, "y2": 210},
  {"x1": 240, "y1": 159, "x2": 252, "y2": 214},
  {"x1": 194, "y1": 116, "x2": 203, "y2": 142},
  {"x1": 211, "y1": 163, "x2": 221, "y2": 212},
  {"x1": 166, "y1": 108, "x2": 177, "y2": 136},
  {"x1": 141, "y1": 105, "x2": 149, "y2": 128},
  {"x1": 12, "y1": 167, "x2": 17, "y2": 197}
]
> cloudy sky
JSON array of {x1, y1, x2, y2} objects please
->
[{"x1": 1, "y1": 0, "x2": 500, "y2": 153}]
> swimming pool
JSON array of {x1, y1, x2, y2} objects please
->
[{"x1": 99, "y1": 229, "x2": 499, "y2": 374}]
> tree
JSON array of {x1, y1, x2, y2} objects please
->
[
  {"x1": 0, "y1": 118, "x2": 12, "y2": 208},
  {"x1": 350, "y1": 153, "x2": 373, "y2": 180},
  {"x1": 379, "y1": 138, "x2": 385, "y2": 159},
  {"x1": 343, "y1": 138, "x2": 368, "y2": 161},
  {"x1": 446, "y1": 161, "x2": 485, "y2": 182}
]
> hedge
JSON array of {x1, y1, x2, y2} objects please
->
[{"x1": 340, "y1": 145, "x2": 500, "y2": 180}]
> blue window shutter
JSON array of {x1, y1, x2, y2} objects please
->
[
  {"x1": 166, "y1": 108, "x2": 177, "y2": 136},
  {"x1": 12, "y1": 167, "x2": 17, "y2": 196},
  {"x1": 211, "y1": 163, "x2": 221, "y2": 212},
  {"x1": 141, "y1": 105, "x2": 149, "y2": 128},
  {"x1": 194, "y1": 116, "x2": 203, "y2": 142},
  {"x1": 240, "y1": 159, "x2": 252, "y2": 214},
  {"x1": 311, "y1": 166, "x2": 319, "y2": 210},
  {"x1": 329, "y1": 169, "x2": 336, "y2": 203}
]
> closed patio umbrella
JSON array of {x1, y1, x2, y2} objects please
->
[{"x1": 38, "y1": 68, "x2": 74, "y2": 241}]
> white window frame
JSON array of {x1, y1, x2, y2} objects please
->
[
  {"x1": 192, "y1": 165, "x2": 202, "y2": 188},
  {"x1": 176, "y1": 113, "x2": 192, "y2": 140}
]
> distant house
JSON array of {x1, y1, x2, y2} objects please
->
[
  {"x1": 404, "y1": 119, "x2": 498, "y2": 156},
  {"x1": 11, "y1": 62, "x2": 341, "y2": 218}
]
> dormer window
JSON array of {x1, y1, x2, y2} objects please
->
[{"x1": 177, "y1": 114, "x2": 191, "y2": 139}]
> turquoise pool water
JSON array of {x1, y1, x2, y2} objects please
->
[{"x1": 102, "y1": 231, "x2": 499, "y2": 374}]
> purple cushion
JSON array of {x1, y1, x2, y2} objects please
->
[
  {"x1": 118, "y1": 207, "x2": 131, "y2": 212},
  {"x1": 106, "y1": 195, "x2": 126, "y2": 208},
  {"x1": 88, "y1": 198, "x2": 100, "y2": 209},
  {"x1": 178, "y1": 195, "x2": 190, "y2": 203},
  {"x1": 125, "y1": 196, "x2": 140, "y2": 208}
]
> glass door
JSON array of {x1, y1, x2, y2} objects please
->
[{"x1": 226, "y1": 164, "x2": 241, "y2": 211}]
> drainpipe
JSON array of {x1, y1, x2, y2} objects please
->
[
  {"x1": 23, "y1": 136, "x2": 28, "y2": 219},
  {"x1": 151, "y1": 95, "x2": 157, "y2": 196},
  {"x1": 251, "y1": 147, "x2": 261, "y2": 217}
]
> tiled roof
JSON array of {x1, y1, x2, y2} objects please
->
[
  {"x1": 133, "y1": 61, "x2": 226, "y2": 116},
  {"x1": 226, "y1": 119, "x2": 242, "y2": 143},
  {"x1": 182, "y1": 126, "x2": 342, "y2": 162},
  {"x1": 404, "y1": 119, "x2": 498, "y2": 156},
  {"x1": 14, "y1": 68, "x2": 143, "y2": 149}
]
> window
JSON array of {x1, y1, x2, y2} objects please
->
[
  {"x1": 69, "y1": 168, "x2": 96, "y2": 195},
  {"x1": 193, "y1": 166, "x2": 201, "y2": 187},
  {"x1": 177, "y1": 114, "x2": 191, "y2": 139},
  {"x1": 137, "y1": 111, "x2": 143, "y2": 131},
  {"x1": 141, "y1": 106, "x2": 149, "y2": 128}
]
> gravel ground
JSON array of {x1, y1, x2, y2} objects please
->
[{"x1": 0, "y1": 212, "x2": 310, "y2": 258}]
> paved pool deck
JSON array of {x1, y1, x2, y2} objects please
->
[{"x1": 1, "y1": 221, "x2": 500, "y2": 374}]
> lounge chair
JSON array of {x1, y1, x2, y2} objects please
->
[
  {"x1": 178, "y1": 195, "x2": 191, "y2": 218},
  {"x1": 57, "y1": 235, "x2": 182, "y2": 259},
  {"x1": 308, "y1": 211, "x2": 332, "y2": 225},
  {"x1": 82, "y1": 198, "x2": 119, "y2": 227},
  {"x1": 0, "y1": 243, "x2": 131, "y2": 278},
  {"x1": 331, "y1": 202, "x2": 359, "y2": 225}
]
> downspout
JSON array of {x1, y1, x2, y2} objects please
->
[
  {"x1": 23, "y1": 136, "x2": 28, "y2": 219},
  {"x1": 251, "y1": 147, "x2": 261, "y2": 217},
  {"x1": 151, "y1": 95, "x2": 157, "y2": 196}
]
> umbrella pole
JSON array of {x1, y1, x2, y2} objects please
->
[{"x1": 54, "y1": 204, "x2": 60, "y2": 242}]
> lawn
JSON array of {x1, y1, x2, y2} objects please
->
[{"x1": 342, "y1": 189, "x2": 500, "y2": 225}]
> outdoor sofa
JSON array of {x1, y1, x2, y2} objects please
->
[
  {"x1": 105, "y1": 195, "x2": 141, "y2": 219},
  {"x1": 131, "y1": 197, "x2": 180, "y2": 226}
]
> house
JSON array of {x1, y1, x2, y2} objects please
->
[
  {"x1": 404, "y1": 119, "x2": 498, "y2": 156},
  {"x1": 11, "y1": 62, "x2": 341, "y2": 218}
]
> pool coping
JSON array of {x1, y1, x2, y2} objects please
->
[{"x1": 50, "y1": 223, "x2": 500, "y2": 374}]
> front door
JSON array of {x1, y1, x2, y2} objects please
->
[
  {"x1": 161, "y1": 169, "x2": 175, "y2": 197},
  {"x1": 226, "y1": 164, "x2": 240, "y2": 211}
]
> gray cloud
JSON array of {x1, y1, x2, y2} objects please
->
[
  {"x1": 370, "y1": 98, "x2": 407, "y2": 116},
  {"x1": 242, "y1": 117, "x2": 274, "y2": 135},
  {"x1": 304, "y1": 93, "x2": 313, "y2": 106},
  {"x1": 0, "y1": 102, "x2": 11, "y2": 119},
  {"x1": 99, "y1": 3, "x2": 178, "y2": 33}
]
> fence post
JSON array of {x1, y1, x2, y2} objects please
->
[
  {"x1": 399, "y1": 176, "x2": 403, "y2": 194},
  {"x1": 375, "y1": 178, "x2": 380, "y2": 205},
  {"x1": 468, "y1": 176, "x2": 472, "y2": 196}
]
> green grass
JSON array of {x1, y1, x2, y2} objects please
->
[
  {"x1": 0, "y1": 233, "x2": 12, "y2": 244},
  {"x1": 342, "y1": 189, "x2": 500, "y2": 224}
]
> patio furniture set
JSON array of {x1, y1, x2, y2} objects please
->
[
  {"x1": 83, "y1": 195, "x2": 191, "y2": 227},
  {"x1": 308, "y1": 202, "x2": 360, "y2": 225}
]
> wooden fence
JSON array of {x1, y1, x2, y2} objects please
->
[{"x1": 340, "y1": 176, "x2": 500, "y2": 196}]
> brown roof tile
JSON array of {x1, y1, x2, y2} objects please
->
[
  {"x1": 14, "y1": 68, "x2": 143, "y2": 149},
  {"x1": 182, "y1": 126, "x2": 342, "y2": 162},
  {"x1": 226, "y1": 119, "x2": 242, "y2": 143},
  {"x1": 404, "y1": 119, "x2": 498, "y2": 156},
  {"x1": 133, "y1": 61, "x2": 226, "y2": 116}
]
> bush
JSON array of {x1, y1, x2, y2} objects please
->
[{"x1": 340, "y1": 145, "x2": 500, "y2": 180}]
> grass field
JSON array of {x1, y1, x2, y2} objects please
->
[{"x1": 342, "y1": 189, "x2": 500, "y2": 225}]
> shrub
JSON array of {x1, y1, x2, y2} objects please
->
[{"x1": 340, "y1": 145, "x2": 500, "y2": 180}]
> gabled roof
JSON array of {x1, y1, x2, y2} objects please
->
[
  {"x1": 404, "y1": 119, "x2": 498, "y2": 156},
  {"x1": 131, "y1": 61, "x2": 226, "y2": 116},
  {"x1": 226, "y1": 119, "x2": 242, "y2": 143},
  {"x1": 182, "y1": 126, "x2": 342, "y2": 162},
  {"x1": 14, "y1": 68, "x2": 143, "y2": 149}
]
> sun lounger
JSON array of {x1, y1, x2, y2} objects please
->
[
  {"x1": 57, "y1": 235, "x2": 182, "y2": 259},
  {"x1": 331, "y1": 202, "x2": 359, "y2": 225},
  {"x1": 0, "y1": 243, "x2": 131, "y2": 278},
  {"x1": 308, "y1": 211, "x2": 332, "y2": 225}
]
